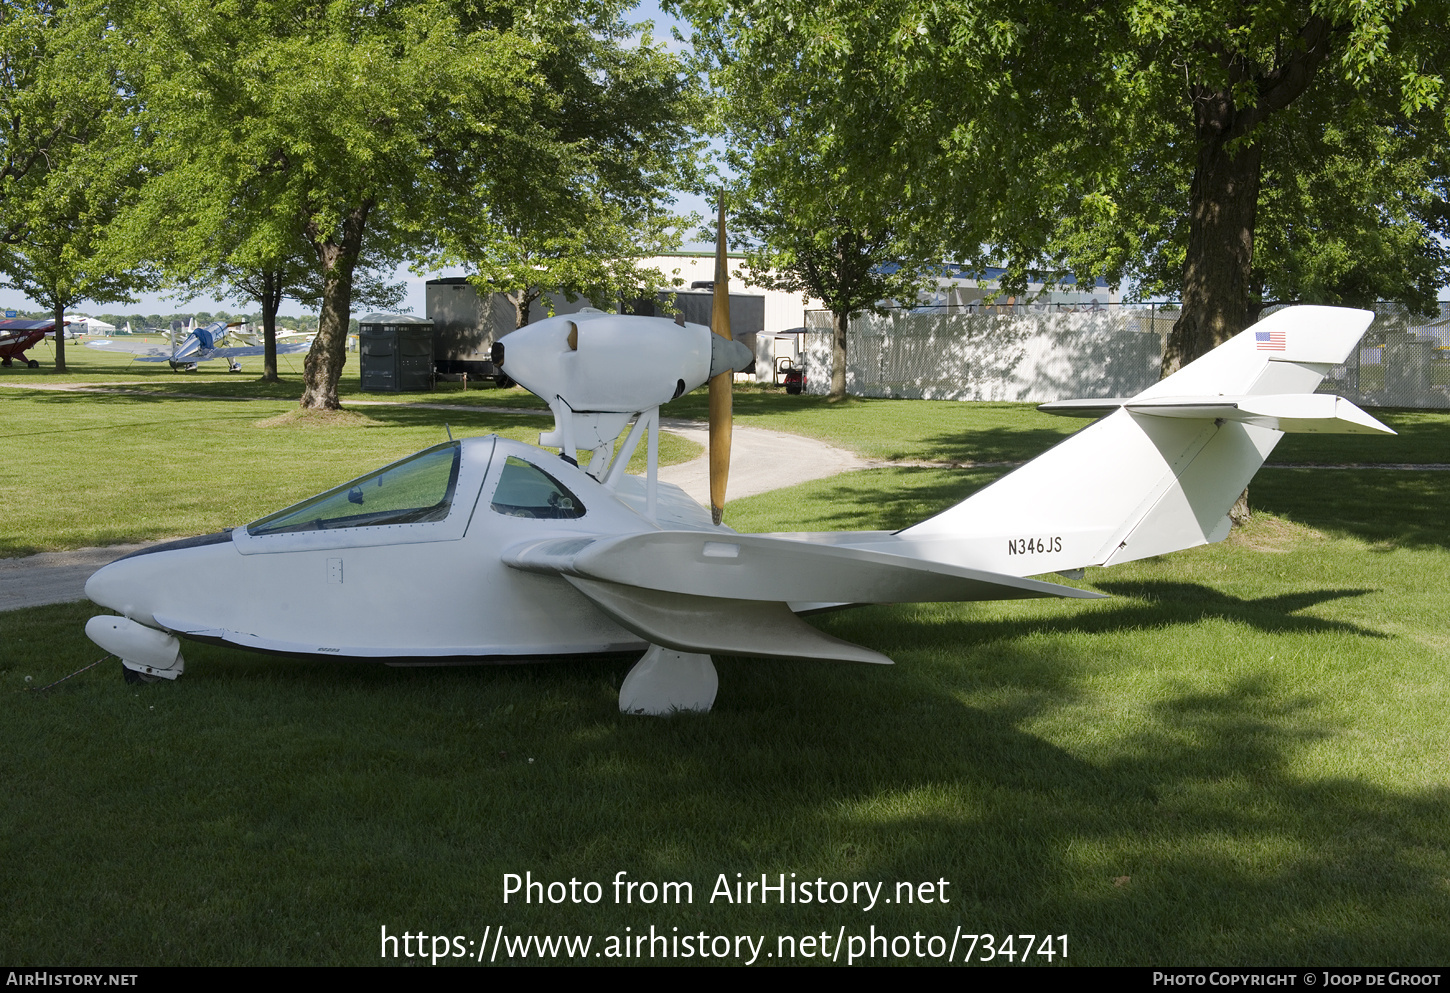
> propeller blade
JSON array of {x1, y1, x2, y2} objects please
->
[{"x1": 708, "y1": 198, "x2": 733, "y2": 526}]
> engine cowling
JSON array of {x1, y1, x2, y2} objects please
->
[{"x1": 494, "y1": 311, "x2": 752, "y2": 413}]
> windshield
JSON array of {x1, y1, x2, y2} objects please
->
[{"x1": 248, "y1": 443, "x2": 462, "y2": 535}]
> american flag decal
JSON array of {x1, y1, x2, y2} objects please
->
[{"x1": 1256, "y1": 330, "x2": 1286, "y2": 351}]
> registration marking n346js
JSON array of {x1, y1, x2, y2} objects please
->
[{"x1": 1007, "y1": 536, "x2": 1062, "y2": 556}]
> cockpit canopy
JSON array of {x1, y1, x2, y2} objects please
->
[{"x1": 248, "y1": 442, "x2": 462, "y2": 535}]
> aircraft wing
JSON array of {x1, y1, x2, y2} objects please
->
[
  {"x1": 86, "y1": 339, "x2": 173, "y2": 358},
  {"x1": 199, "y1": 340, "x2": 313, "y2": 360},
  {"x1": 503, "y1": 531, "x2": 1101, "y2": 664},
  {"x1": 90, "y1": 339, "x2": 314, "y2": 362}
]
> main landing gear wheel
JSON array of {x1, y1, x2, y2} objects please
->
[
  {"x1": 27, "y1": 359, "x2": 39, "y2": 368},
  {"x1": 121, "y1": 663, "x2": 161, "y2": 685}
]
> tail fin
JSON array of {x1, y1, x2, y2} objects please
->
[{"x1": 897, "y1": 306, "x2": 1392, "y2": 576}]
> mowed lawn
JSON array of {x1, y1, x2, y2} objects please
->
[{"x1": 2, "y1": 379, "x2": 1449, "y2": 966}]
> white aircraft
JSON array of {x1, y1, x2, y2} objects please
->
[
  {"x1": 81, "y1": 233, "x2": 1393, "y2": 713},
  {"x1": 86, "y1": 320, "x2": 310, "y2": 370},
  {"x1": 238, "y1": 325, "x2": 315, "y2": 348}
]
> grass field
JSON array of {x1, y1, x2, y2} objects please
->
[{"x1": 2, "y1": 375, "x2": 1448, "y2": 966}]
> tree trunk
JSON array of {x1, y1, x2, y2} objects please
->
[
  {"x1": 829, "y1": 308, "x2": 848, "y2": 398},
  {"x1": 506, "y1": 287, "x2": 543, "y2": 329},
  {"x1": 1163, "y1": 13, "x2": 1333, "y2": 375},
  {"x1": 260, "y1": 269, "x2": 280, "y2": 382},
  {"x1": 1165, "y1": 109, "x2": 1263, "y2": 524},
  {"x1": 52, "y1": 301, "x2": 67, "y2": 372},
  {"x1": 1162, "y1": 121, "x2": 1262, "y2": 377},
  {"x1": 300, "y1": 203, "x2": 370, "y2": 410},
  {"x1": 1159, "y1": 20, "x2": 1334, "y2": 526}
]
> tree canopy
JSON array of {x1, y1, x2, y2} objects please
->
[
  {"x1": 1034, "y1": 0, "x2": 1450, "y2": 371},
  {"x1": 436, "y1": 14, "x2": 700, "y2": 329},
  {"x1": 120, "y1": 0, "x2": 695, "y2": 407},
  {"x1": 682, "y1": 0, "x2": 962, "y2": 397},
  {"x1": 0, "y1": 0, "x2": 147, "y2": 370},
  {"x1": 678, "y1": 0, "x2": 1450, "y2": 377},
  {"x1": 0, "y1": 0, "x2": 118, "y2": 242}
]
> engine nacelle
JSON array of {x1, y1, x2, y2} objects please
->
[{"x1": 494, "y1": 311, "x2": 752, "y2": 413}]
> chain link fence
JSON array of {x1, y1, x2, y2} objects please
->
[{"x1": 803, "y1": 302, "x2": 1450, "y2": 408}]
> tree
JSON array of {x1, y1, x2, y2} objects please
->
[
  {"x1": 681, "y1": 0, "x2": 1450, "y2": 377},
  {"x1": 0, "y1": 0, "x2": 145, "y2": 369},
  {"x1": 436, "y1": 15, "x2": 700, "y2": 329},
  {"x1": 683, "y1": 1, "x2": 956, "y2": 398},
  {"x1": 0, "y1": 0, "x2": 115, "y2": 242},
  {"x1": 121, "y1": 0, "x2": 528, "y2": 407},
  {"x1": 1028, "y1": 1, "x2": 1450, "y2": 372},
  {"x1": 734, "y1": 194, "x2": 941, "y2": 398},
  {"x1": 460, "y1": 198, "x2": 690, "y2": 331},
  {"x1": 124, "y1": 0, "x2": 696, "y2": 409},
  {"x1": 1, "y1": 196, "x2": 143, "y2": 372},
  {"x1": 186, "y1": 237, "x2": 404, "y2": 382}
]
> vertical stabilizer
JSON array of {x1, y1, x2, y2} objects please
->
[{"x1": 892, "y1": 307, "x2": 1380, "y2": 576}]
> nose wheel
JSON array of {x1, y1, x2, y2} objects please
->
[{"x1": 121, "y1": 663, "x2": 162, "y2": 685}]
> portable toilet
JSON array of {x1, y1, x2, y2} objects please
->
[{"x1": 359, "y1": 314, "x2": 434, "y2": 392}]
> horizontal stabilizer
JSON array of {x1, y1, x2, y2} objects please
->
[
  {"x1": 504, "y1": 532, "x2": 1103, "y2": 605},
  {"x1": 1042, "y1": 394, "x2": 1394, "y2": 435}
]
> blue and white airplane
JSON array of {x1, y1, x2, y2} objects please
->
[{"x1": 86, "y1": 320, "x2": 310, "y2": 370}]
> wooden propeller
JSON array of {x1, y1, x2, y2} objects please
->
[{"x1": 708, "y1": 198, "x2": 733, "y2": 526}]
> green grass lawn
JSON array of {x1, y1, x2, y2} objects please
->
[{"x1": 2, "y1": 386, "x2": 1448, "y2": 966}]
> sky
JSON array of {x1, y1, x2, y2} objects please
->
[{"x1": 1, "y1": 1, "x2": 711, "y2": 322}]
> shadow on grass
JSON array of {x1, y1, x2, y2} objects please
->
[
  {"x1": 734, "y1": 467, "x2": 1006, "y2": 534},
  {"x1": 8, "y1": 406, "x2": 269, "y2": 440},
  {"x1": 1252, "y1": 468, "x2": 1450, "y2": 551},
  {"x1": 16, "y1": 387, "x2": 550, "y2": 428},
  {"x1": 16, "y1": 388, "x2": 272, "y2": 407},
  {"x1": 17, "y1": 381, "x2": 549, "y2": 406},
  {"x1": 9, "y1": 594, "x2": 1446, "y2": 964},
  {"x1": 739, "y1": 462, "x2": 1450, "y2": 554},
  {"x1": 815, "y1": 583, "x2": 1386, "y2": 655},
  {"x1": 905, "y1": 422, "x2": 1080, "y2": 464},
  {"x1": 1085, "y1": 582, "x2": 1387, "y2": 639}
]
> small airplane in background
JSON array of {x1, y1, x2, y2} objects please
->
[
  {"x1": 82, "y1": 216, "x2": 1395, "y2": 715},
  {"x1": 239, "y1": 326, "x2": 315, "y2": 349},
  {"x1": 0, "y1": 318, "x2": 62, "y2": 368},
  {"x1": 86, "y1": 320, "x2": 311, "y2": 371}
]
